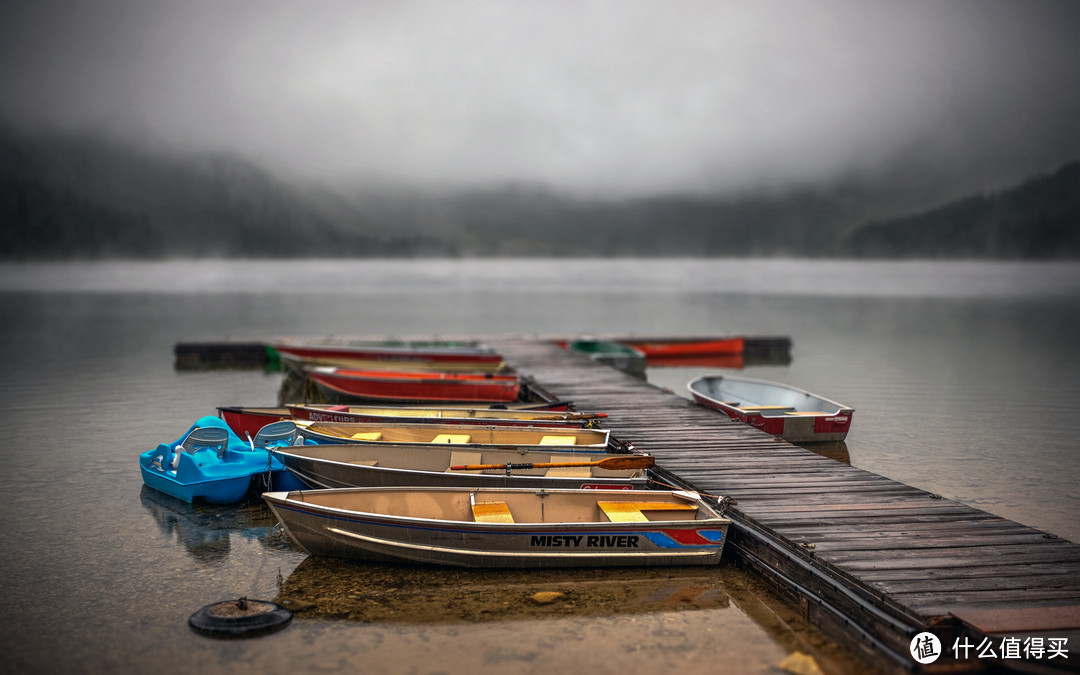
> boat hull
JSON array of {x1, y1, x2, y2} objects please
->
[
  {"x1": 624, "y1": 336, "x2": 745, "y2": 358},
  {"x1": 140, "y1": 463, "x2": 255, "y2": 504},
  {"x1": 308, "y1": 369, "x2": 521, "y2": 403},
  {"x1": 567, "y1": 340, "x2": 647, "y2": 378},
  {"x1": 217, "y1": 406, "x2": 291, "y2": 439},
  {"x1": 688, "y1": 375, "x2": 853, "y2": 443},
  {"x1": 264, "y1": 487, "x2": 729, "y2": 568}
]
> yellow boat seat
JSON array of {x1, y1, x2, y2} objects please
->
[
  {"x1": 432, "y1": 434, "x2": 471, "y2": 444},
  {"x1": 539, "y1": 435, "x2": 576, "y2": 445},
  {"x1": 598, "y1": 501, "x2": 698, "y2": 523},
  {"x1": 784, "y1": 411, "x2": 826, "y2": 416},
  {"x1": 738, "y1": 405, "x2": 794, "y2": 411},
  {"x1": 472, "y1": 501, "x2": 515, "y2": 523},
  {"x1": 447, "y1": 451, "x2": 483, "y2": 473},
  {"x1": 350, "y1": 432, "x2": 383, "y2": 441}
]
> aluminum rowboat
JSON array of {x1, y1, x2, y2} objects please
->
[
  {"x1": 293, "y1": 420, "x2": 614, "y2": 452},
  {"x1": 271, "y1": 444, "x2": 648, "y2": 491},
  {"x1": 688, "y1": 374, "x2": 853, "y2": 442},
  {"x1": 263, "y1": 486, "x2": 730, "y2": 568}
]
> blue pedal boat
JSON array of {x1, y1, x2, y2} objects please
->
[{"x1": 140, "y1": 416, "x2": 306, "y2": 504}]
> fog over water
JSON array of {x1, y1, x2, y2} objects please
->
[{"x1": 2, "y1": 1, "x2": 1078, "y2": 198}]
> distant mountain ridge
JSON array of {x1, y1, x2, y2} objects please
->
[
  {"x1": 841, "y1": 162, "x2": 1080, "y2": 258},
  {"x1": 0, "y1": 131, "x2": 452, "y2": 258},
  {"x1": 1, "y1": 128, "x2": 1076, "y2": 259}
]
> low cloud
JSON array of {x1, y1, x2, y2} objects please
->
[{"x1": 2, "y1": 0, "x2": 1078, "y2": 196}]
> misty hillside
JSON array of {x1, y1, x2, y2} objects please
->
[
  {"x1": 0, "y1": 131, "x2": 452, "y2": 258},
  {"x1": 1, "y1": 128, "x2": 1077, "y2": 259},
  {"x1": 841, "y1": 162, "x2": 1080, "y2": 258}
]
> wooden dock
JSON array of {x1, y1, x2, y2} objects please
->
[
  {"x1": 176, "y1": 333, "x2": 1079, "y2": 671},
  {"x1": 486, "y1": 338, "x2": 1080, "y2": 673}
]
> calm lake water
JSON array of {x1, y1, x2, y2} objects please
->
[{"x1": 2, "y1": 258, "x2": 1079, "y2": 674}]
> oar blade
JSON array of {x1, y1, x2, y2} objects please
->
[{"x1": 595, "y1": 455, "x2": 655, "y2": 470}]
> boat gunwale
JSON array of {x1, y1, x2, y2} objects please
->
[
  {"x1": 292, "y1": 420, "x2": 611, "y2": 449},
  {"x1": 311, "y1": 367, "x2": 519, "y2": 384},
  {"x1": 286, "y1": 404, "x2": 600, "y2": 425}
]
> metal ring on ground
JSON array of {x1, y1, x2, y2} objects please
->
[{"x1": 188, "y1": 598, "x2": 292, "y2": 638}]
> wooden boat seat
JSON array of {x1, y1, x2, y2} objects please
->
[
  {"x1": 447, "y1": 451, "x2": 483, "y2": 473},
  {"x1": 350, "y1": 432, "x2": 383, "y2": 441},
  {"x1": 784, "y1": 411, "x2": 825, "y2": 416},
  {"x1": 472, "y1": 501, "x2": 515, "y2": 523},
  {"x1": 598, "y1": 501, "x2": 698, "y2": 522},
  {"x1": 539, "y1": 435, "x2": 576, "y2": 445},
  {"x1": 738, "y1": 405, "x2": 795, "y2": 412},
  {"x1": 545, "y1": 466, "x2": 592, "y2": 477},
  {"x1": 349, "y1": 460, "x2": 379, "y2": 466},
  {"x1": 432, "y1": 434, "x2": 471, "y2": 444}
]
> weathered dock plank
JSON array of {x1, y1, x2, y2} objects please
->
[{"x1": 487, "y1": 337, "x2": 1080, "y2": 672}]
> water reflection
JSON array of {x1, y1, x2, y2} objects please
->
[
  {"x1": 276, "y1": 556, "x2": 731, "y2": 623},
  {"x1": 270, "y1": 554, "x2": 866, "y2": 672},
  {"x1": 139, "y1": 486, "x2": 282, "y2": 564}
]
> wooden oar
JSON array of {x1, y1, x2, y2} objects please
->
[{"x1": 449, "y1": 455, "x2": 654, "y2": 471}]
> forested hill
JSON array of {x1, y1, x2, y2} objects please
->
[
  {"x1": 1, "y1": 128, "x2": 1077, "y2": 259},
  {"x1": 0, "y1": 132, "x2": 451, "y2": 259},
  {"x1": 841, "y1": 162, "x2": 1080, "y2": 258}
]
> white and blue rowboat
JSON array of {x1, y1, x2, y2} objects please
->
[{"x1": 262, "y1": 486, "x2": 730, "y2": 568}]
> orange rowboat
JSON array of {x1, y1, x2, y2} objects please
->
[{"x1": 621, "y1": 336, "x2": 745, "y2": 358}]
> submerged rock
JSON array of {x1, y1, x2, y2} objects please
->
[{"x1": 778, "y1": 651, "x2": 824, "y2": 675}]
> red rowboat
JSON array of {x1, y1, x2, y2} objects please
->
[
  {"x1": 217, "y1": 406, "x2": 291, "y2": 439},
  {"x1": 307, "y1": 367, "x2": 521, "y2": 403},
  {"x1": 218, "y1": 401, "x2": 577, "y2": 438}
]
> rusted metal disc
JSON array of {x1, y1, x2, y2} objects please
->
[{"x1": 188, "y1": 598, "x2": 292, "y2": 638}]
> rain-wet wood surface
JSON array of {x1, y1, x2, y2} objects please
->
[{"x1": 488, "y1": 337, "x2": 1080, "y2": 672}]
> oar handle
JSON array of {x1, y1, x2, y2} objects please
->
[{"x1": 450, "y1": 462, "x2": 535, "y2": 471}]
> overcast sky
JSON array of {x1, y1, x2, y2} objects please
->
[{"x1": 1, "y1": 0, "x2": 1078, "y2": 197}]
